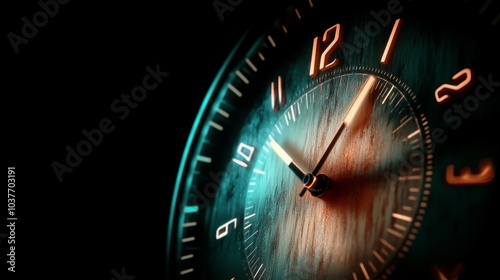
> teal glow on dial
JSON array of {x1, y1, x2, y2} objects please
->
[{"x1": 243, "y1": 70, "x2": 431, "y2": 279}]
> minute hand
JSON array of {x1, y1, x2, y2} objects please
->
[
  {"x1": 313, "y1": 75, "x2": 376, "y2": 174},
  {"x1": 299, "y1": 75, "x2": 376, "y2": 197}
]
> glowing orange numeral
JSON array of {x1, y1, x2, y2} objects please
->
[
  {"x1": 309, "y1": 24, "x2": 342, "y2": 77},
  {"x1": 271, "y1": 75, "x2": 286, "y2": 112},
  {"x1": 381, "y1": 18, "x2": 402, "y2": 64},
  {"x1": 446, "y1": 158, "x2": 495, "y2": 185},
  {"x1": 435, "y1": 68, "x2": 473, "y2": 103},
  {"x1": 430, "y1": 262, "x2": 464, "y2": 280}
]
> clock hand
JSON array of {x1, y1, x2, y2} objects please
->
[
  {"x1": 312, "y1": 75, "x2": 377, "y2": 174},
  {"x1": 269, "y1": 138, "x2": 326, "y2": 195},
  {"x1": 269, "y1": 137, "x2": 307, "y2": 181},
  {"x1": 299, "y1": 75, "x2": 377, "y2": 197}
]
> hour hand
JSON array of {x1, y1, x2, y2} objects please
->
[
  {"x1": 269, "y1": 137, "x2": 329, "y2": 197},
  {"x1": 269, "y1": 137, "x2": 306, "y2": 181}
]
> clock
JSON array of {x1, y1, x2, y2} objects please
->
[{"x1": 166, "y1": 0, "x2": 499, "y2": 279}]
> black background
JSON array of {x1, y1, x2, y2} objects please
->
[{"x1": 4, "y1": 0, "x2": 287, "y2": 279}]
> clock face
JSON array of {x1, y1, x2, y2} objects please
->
[
  {"x1": 167, "y1": 0, "x2": 499, "y2": 279},
  {"x1": 241, "y1": 70, "x2": 431, "y2": 279}
]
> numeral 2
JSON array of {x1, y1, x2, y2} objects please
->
[{"x1": 435, "y1": 68, "x2": 473, "y2": 103}]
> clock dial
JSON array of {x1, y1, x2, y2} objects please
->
[
  {"x1": 167, "y1": 0, "x2": 499, "y2": 279},
  {"x1": 242, "y1": 71, "x2": 430, "y2": 279}
]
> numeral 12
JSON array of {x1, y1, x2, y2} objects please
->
[{"x1": 309, "y1": 19, "x2": 402, "y2": 77}]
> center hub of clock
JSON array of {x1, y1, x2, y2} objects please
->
[{"x1": 303, "y1": 173, "x2": 331, "y2": 197}]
